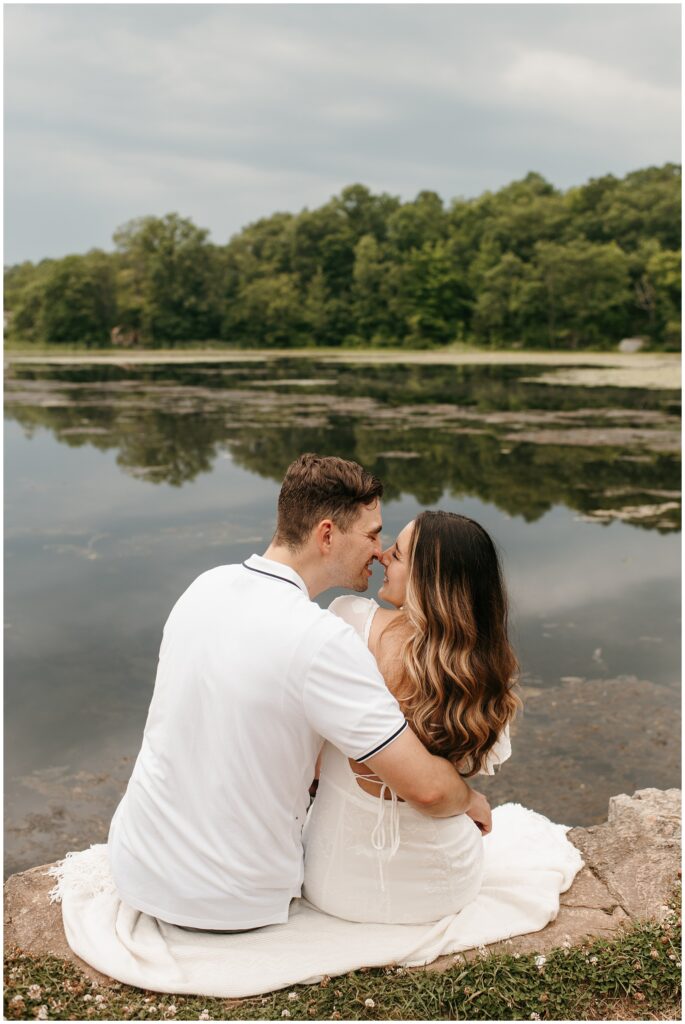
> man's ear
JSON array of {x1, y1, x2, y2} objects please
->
[{"x1": 315, "y1": 518, "x2": 335, "y2": 554}]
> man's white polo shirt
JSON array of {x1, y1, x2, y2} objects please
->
[{"x1": 108, "y1": 554, "x2": 407, "y2": 930}]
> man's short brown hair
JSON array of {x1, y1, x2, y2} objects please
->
[{"x1": 275, "y1": 453, "x2": 383, "y2": 549}]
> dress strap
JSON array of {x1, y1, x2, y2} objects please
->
[
  {"x1": 350, "y1": 769, "x2": 383, "y2": 785},
  {"x1": 350, "y1": 770, "x2": 401, "y2": 892}
]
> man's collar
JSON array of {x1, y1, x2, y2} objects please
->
[{"x1": 244, "y1": 554, "x2": 309, "y2": 596}]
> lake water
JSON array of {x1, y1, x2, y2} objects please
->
[{"x1": 4, "y1": 357, "x2": 681, "y2": 876}]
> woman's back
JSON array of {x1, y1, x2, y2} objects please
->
[
  {"x1": 302, "y1": 596, "x2": 487, "y2": 924},
  {"x1": 302, "y1": 738, "x2": 483, "y2": 923}
]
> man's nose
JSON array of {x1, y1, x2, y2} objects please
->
[{"x1": 368, "y1": 535, "x2": 382, "y2": 559}]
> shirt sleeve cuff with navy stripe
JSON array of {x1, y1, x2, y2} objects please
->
[{"x1": 356, "y1": 720, "x2": 409, "y2": 762}]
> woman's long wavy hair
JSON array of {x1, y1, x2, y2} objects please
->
[{"x1": 397, "y1": 511, "x2": 520, "y2": 777}]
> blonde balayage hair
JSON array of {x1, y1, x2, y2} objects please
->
[{"x1": 397, "y1": 510, "x2": 520, "y2": 777}]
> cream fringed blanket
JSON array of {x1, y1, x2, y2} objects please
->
[{"x1": 49, "y1": 803, "x2": 582, "y2": 998}]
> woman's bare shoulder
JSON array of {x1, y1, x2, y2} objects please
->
[
  {"x1": 372, "y1": 605, "x2": 400, "y2": 625},
  {"x1": 369, "y1": 604, "x2": 400, "y2": 629},
  {"x1": 368, "y1": 606, "x2": 405, "y2": 654}
]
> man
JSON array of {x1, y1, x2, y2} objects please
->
[{"x1": 108, "y1": 453, "x2": 491, "y2": 931}]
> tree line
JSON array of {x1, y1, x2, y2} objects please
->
[{"x1": 4, "y1": 164, "x2": 681, "y2": 350}]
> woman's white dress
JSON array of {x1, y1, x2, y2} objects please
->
[{"x1": 302, "y1": 595, "x2": 511, "y2": 924}]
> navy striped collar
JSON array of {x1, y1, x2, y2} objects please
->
[{"x1": 242, "y1": 554, "x2": 308, "y2": 595}]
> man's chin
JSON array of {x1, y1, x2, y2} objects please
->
[{"x1": 350, "y1": 578, "x2": 370, "y2": 593}]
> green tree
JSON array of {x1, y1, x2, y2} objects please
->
[
  {"x1": 39, "y1": 252, "x2": 116, "y2": 346},
  {"x1": 334, "y1": 184, "x2": 400, "y2": 243},
  {"x1": 351, "y1": 235, "x2": 392, "y2": 344},
  {"x1": 472, "y1": 253, "x2": 537, "y2": 346},
  {"x1": 399, "y1": 240, "x2": 472, "y2": 346},
  {"x1": 632, "y1": 242, "x2": 682, "y2": 347},
  {"x1": 302, "y1": 267, "x2": 331, "y2": 344},
  {"x1": 532, "y1": 240, "x2": 632, "y2": 348},
  {"x1": 113, "y1": 213, "x2": 221, "y2": 344},
  {"x1": 224, "y1": 273, "x2": 304, "y2": 347},
  {"x1": 596, "y1": 165, "x2": 681, "y2": 252},
  {"x1": 4, "y1": 259, "x2": 62, "y2": 343},
  {"x1": 387, "y1": 190, "x2": 446, "y2": 252}
]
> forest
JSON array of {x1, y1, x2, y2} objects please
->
[{"x1": 4, "y1": 164, "x2": 681, "y2": 350}]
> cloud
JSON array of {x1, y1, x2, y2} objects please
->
[
  {"x1": 4, "y1": 3, "x2": 681, "y2": 263},
  {"x1": 502, "y1": 46, "x2": 680, "y2": 125}
]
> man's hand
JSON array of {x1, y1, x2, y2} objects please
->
[{"x1": 466, "y1": 789, "x2": 492, "y2": 835}]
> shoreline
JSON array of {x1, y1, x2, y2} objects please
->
[{"x1": 5, "y1": 347, "x2": 681, "y2": 368}]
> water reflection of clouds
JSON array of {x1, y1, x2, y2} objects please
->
[
  {"x1": 484, "y1": 505, "x2": 679, "y2": 618},
  {"x1": 4, "y1": 422, "x2": 279, "y2": 535}
]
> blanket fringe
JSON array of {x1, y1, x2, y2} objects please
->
[{"x1": 47, "y1": 844, "x2": 115, "y2": 904}]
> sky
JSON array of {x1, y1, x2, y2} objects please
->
[{"x1": 4, "y1": 2, "x2": 681, "y2": 265}]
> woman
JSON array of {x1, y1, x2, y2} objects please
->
[{"x1": 302, "y1": 510, "x2": 520, "y2": 924}]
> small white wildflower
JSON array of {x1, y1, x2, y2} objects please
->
[
  {"x1": 94, "y1": 994, "x2": 106, "y2": 1004},
  {"x1": 529, "y1": 1014, "x2": 541, "y2": 1021},
  {"x1": 364, "y1": 998, "x2": 375, "y2": 1008},
  {"x1": 10, "y1": 996, "x2": 25, "y2": 1008},
  {"x1": 534, "y1": 955, "x2": 546, "y2": 969},
  {"x1": 281, "y1": 1011, "x2": 291, "y2": 1019},
  {"x1": 28, "y1": 985, "x2": 42, "y2": 1000},
  {"x1": 198, "y1": 1012, "x2": 211, "y2": 1022},
  {"x1": 36, "y1": 1007, "x2": 49, "y2": 1021},
  {"x1": 650, "y1": 949, "x2": 659, "y2": 959},
  {"x1": 669, "y1": 954, "x2": 677, "y2": 961},
  {"x1": 82, "y1": 994, "x2": 93, "y2": 1002},
  {"x1": 395, "y1": 967, "x2": 405, "y2": 975},
  {"x1": 589, "y1": 955, "x2": 598, "y2": 964},
  {"x1": 513, "y1": 953, "x2": 521, "y2": 960},
  {"x1": 288, "y1": 991, "x2": 299, "y2": 1001},
  {"x1": 167, "y1": 1004, "x2": 178, "y2": 1017}
]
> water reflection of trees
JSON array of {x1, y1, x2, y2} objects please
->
[
  {"x1": 6, "y1": 375, "x2": 680, "y2": 530},
  {"x1": 9, "y1": 359, "x2": 680, "y2": 415},
  {"x1": 227, "y1": 424, "x2": 680, "y2": 530}
]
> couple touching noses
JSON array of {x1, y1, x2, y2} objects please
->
[{"x1": 108, "y1": 453, "x2": 518, "y2": 931}]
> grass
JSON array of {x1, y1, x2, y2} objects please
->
[{"x1": 4, "y1": 887, "x2": 681, "y2": 1021}]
